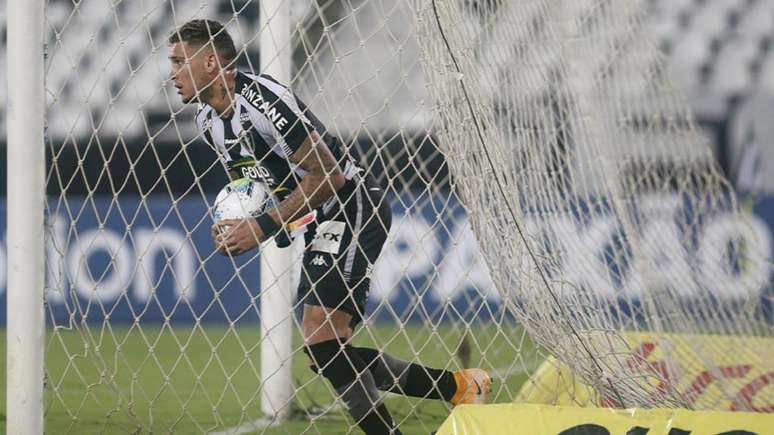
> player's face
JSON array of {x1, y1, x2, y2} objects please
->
[{"x1": 168, "y1": 41, "x2": 210, "y2": 104}]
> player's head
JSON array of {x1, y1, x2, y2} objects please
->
[{"x1": 168, "y1": 19, "x2": 237, "y2": 104}]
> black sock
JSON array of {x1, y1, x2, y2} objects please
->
[
  {"x1": 352, "y1": 346, "x2": 458, "y2": 401},
  {"x1": 404, "y1": 364, "x2": 457, "y2": 401},
  {"x1": 304, "y1": 340, "x2": 402, "y2": 435}
]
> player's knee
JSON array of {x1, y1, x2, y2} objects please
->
[
  {"x1": 302, "y1": 339, "x2": 359, "y2": 389},
  {"x1": 301, "y1": 306, "x2": 330, "y2": 342},
  {"x1": 302, "y1": 305, "x2": 352, "y2": 344}
]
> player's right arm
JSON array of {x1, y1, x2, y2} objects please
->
[
  {"x1": 265, "y1": 130, "x2": 345, "y2": 223},
  {"x1": 213, "y1": 131, "x2": 344, "y2": 254}
]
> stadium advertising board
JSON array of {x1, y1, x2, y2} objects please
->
[
  {"x1": 436, "y1": 404, "x2": 774, "y2": 435},
  {"x1": 0, "y1": 192, "x2": 772, "y2": 325},
  {"x1": 518, "y1": 332, "x2": 774, "y2": 412}
]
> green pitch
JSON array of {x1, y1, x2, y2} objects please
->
[{"x1": 1, "y1": 323, "x2": 535, "y2": 434}]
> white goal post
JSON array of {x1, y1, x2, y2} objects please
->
[
  {"x1": 4, "y1": 0, "x2": 774, "y2": 433},
  {"x1": 257, "y1": 0, "x2": 294, "y2": 421},
  {"x1": 5, "y1": 0, "x2": 46, "y2": 433}
]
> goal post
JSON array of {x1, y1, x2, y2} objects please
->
[
  {"x1": 5, "y1": 0, "x2": 46, "y2": 434},
  {"x1": 5, "y1": 0, "x2": 46, "y2": 433},
  {"x1": 258, "y1": 0, "x2": 294, "y2": 422}
]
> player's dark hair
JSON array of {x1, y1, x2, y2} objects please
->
[{"x1": 169, "y1": 19, "x2": 237, "y2": 68}]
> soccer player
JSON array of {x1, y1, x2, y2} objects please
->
[{"x1": 169, "y1": 19, "x2": 491, "y2": 434}]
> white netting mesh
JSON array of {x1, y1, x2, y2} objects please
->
[
  {"x1": 5, "y1": 0, "x2": 768, "y2": 432},
  {"x1": 419, "y1": 0, "x2": 773, "y2": 410}
]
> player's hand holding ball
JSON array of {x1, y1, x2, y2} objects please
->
[
  {"x1": 211, "y1": 178, "x2": 273, "y2": 255},
  {"x1": 212, "y1": 218, "x2": 266, "y2": 256}
]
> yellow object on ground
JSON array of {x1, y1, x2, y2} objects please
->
[
  {"x1": 516, "y1": 332, "x2": 774, "y2": 411},
  {"x1": 436, "y1": 403, "x2": 774, "y2": 435}
]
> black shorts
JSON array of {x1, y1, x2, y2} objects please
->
[{"x1": 297, "y1": 185, "x2": 391, "y2": 327}]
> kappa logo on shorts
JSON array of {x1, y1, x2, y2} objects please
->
[
  {"x1": 310, "y1": 255, "x2": 328, "y2": 266},
  {"x1": 311, "y1": 221, "x2": 346, "y2": 254}
]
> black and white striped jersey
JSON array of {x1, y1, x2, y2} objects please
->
[{"x1": 194, "y1": 71, "x2": 368, "y2": 213}]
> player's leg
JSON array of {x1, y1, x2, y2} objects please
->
[
  {"x1": 302, "y1": 298, "x2": 491, "y2": 408},
  {"x1": 351, "y1": 346, "x2": 491, "y2": 405},
  {"x1": 301, "y1": 304, "x2": 401, "y2": 435},
  {"x1": 343, "y1": 191, "x2": 491, "y2": 404},
  {"x1": 298, "y1": 189, "x2": 402, "y2": 434}
]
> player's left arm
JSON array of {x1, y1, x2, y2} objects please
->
[{"x1": 215, "y1": 131, "x2": 344, "y2": 254}]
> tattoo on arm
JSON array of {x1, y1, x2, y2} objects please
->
[{"x1": 266, "y1": 131, "x2": 345, "y2": 225}]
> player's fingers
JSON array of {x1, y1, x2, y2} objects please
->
[
  {"x1": 212, "y1": 226, "x2": 233, "y2": 255},
  {"x1": 220, "y1": 228, "x2": 241, "y2": 247},
  {"x1": 212, "y1": 221, "x2": 229, "y2": 238},
  {"x1": 222, "y1": 237, "x2": 242, "y2": 256},
  {"x1": 214, "y1": 230, "x2": 230, "y2": 251},
  {"x1": 214, "y1": 222, "x2": 235, "y2": 240},
  {"x1": 231, "y1": 231, "x2": 255, "y2": 255},
  {"x1": 217, "y1": 220, "x2": 247, "y2": 243},
  {"x1": 216, "y1": 219, "x2": 241, "y2": 229},
  {"x1": 217, "y1": 222, "x2": 258, "y2": 255},
  {"x1": 214, "y1": 240, "x2": 229, "y2": 255}
]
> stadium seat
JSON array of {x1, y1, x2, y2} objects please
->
[
  {"x1": 690, "y1": 3, "x2": 733, "y2": 36},
  {"x1": 647, "y1": 11, "x2": 681, "y2": 43},
  {"x1": 737, "y1": 2, "x2": 774, "y2": 38},
  {"x1": 670, "y1": 32, "x2": 712, "y2": 88},
  {"x1": 756, "y1": 52, "x2": 774, "y2": 93},
  {"x1": 709, "y1": 38, "x2": 758, "y2": 97},
  {"x1": 653, "y1": 0, "x2": 698, "y2": 17}
]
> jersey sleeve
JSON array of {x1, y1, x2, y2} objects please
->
[
  {"x1": 194, "y1": 105, "x2": 215, "y2": 149},
  {"x1": 255, "y1": 76, "x2": 315, "y2": 155}
]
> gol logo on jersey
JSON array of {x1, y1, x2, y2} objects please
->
[{"x1": 240, "y1": 84, "x2": 289, "y2": 132}]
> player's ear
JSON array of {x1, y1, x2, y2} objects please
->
[{"x1": 204, "y1": 52, "x2": 218, "y2": 73}]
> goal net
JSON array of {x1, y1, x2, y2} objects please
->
[
  {"x1": 421, "y1": 0, "x2": 773, "y2": 411},
  {"x1": 6, "y1": 0, "x2": 772, "y2": 432}
]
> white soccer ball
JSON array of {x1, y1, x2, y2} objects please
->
[{"x1": 213, "y1": 178, "x2": 272, "y2": 222}]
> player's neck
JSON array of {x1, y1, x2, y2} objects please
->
[{"x1": 206, "y1": 71, "x2": 237, "y2": 118}]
